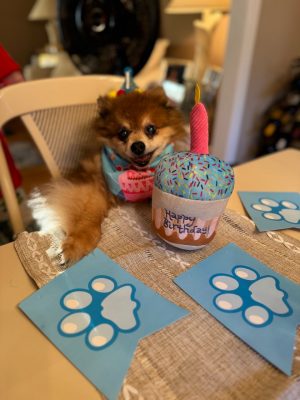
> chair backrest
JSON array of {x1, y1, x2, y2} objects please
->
[{"x1": 0, "y1": 75, "x2": 123, "y2": 178}]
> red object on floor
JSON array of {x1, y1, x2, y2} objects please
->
[
  {"x1": 0, "y1": 44, "x2": 20, "y2": 81},
  {"x1": 0, "y1": 43, "x2": 23, "y2": 194}
]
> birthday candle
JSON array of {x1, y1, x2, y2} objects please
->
[
  {"x1": 190, "y1": 83, "x2": 209, "y2": 155},
  {"x1": 122, "y1": 67, "x2": 137, "y2": 93}
]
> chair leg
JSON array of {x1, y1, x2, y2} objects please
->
[{"x1": 0, "y1": 141, "x2": 24, "y2": 235}]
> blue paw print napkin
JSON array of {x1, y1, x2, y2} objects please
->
[
  {"x1": 174, "y1": 243, "x2": 300, "y2": 375},
  {"x1": 238, "y1": 191, "x2": 300, "y2": 231},
  {"x1": 19, "y1": 249, "x2": 188, "y2": 400}
]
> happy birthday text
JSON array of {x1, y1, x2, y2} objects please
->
[{"x1": 163, "y1": 209, "x2": 208, "y2": 234}]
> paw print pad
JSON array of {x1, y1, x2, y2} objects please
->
[
  {"x1": 58, "y1": 276, "x2": 140, "y2": 350},
  {"x1": 251, "y1": 198, "x2": 300, "y2": 224},
  {"x1": 210, "y1": 266, "x2": 292, "y2": 327}
]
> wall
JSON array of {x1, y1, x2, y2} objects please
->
[
  {"x1": 212, "y1": 0, "x2": 300, "y2": 164},
  {"x1": 211, "y1": 0, "x2": 261, "y2": 163},
  {"x1": 0, "y1": 0, "x2": 47, "y2": 67},
  {"x1": 237, "y1": 0, "x2": 300, "y2": 162}
]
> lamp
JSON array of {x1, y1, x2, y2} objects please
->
[
  {"x1": 28, "y1": 0, "x2": 59, "y2": 52},
  {"x1": 26, "y1": 0, "x2": 80, "y2": 78}
]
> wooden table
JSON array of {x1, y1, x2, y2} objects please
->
[{"x1": 0, "y1": 148, "x2": 299, "y2": 400}]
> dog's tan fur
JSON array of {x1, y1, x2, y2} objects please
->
[{"x1": 29, "y1": 87, "x2": 185, "y2": 264}]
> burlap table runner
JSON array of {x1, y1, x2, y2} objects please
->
[{"x1": 14, "y1": 204, "x2": 300, "y2": 399}]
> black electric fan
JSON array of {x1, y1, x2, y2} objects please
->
[{"x1": 57, "y1": 0, "x2": 160, "y2": 76}]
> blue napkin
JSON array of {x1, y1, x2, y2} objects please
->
[
  {"x1": 175, "y1": 243, "x2": 300, "y2": 375},
  {"x1": 19, "y1": 249, "x2": 188, "y2": 400},
  {"x1": 238, "y1": 191, "x2": 300, "y2": 231}
]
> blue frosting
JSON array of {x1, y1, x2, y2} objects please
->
[{"x1": 154, "y1": 152, "x2": 234, "y2": 200}]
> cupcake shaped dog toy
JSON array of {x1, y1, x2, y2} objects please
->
[{"x1": 152, "y1": 84, "x2": 235, "y2": 250}]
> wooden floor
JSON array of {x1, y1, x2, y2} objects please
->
[{"x1": 20, "y1": 164, "x2": 51, "y2": 193}]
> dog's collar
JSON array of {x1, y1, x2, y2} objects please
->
[{"x1": 101, "y1": 145, "x2": 174, "y2": 201}]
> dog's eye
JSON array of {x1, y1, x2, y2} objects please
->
[
  {"x1": 118, "y1": 127, "x2": 130, "y2": 141},
  {"x1": 145, "y1": 124, "x2": 157, "y2": 137}
]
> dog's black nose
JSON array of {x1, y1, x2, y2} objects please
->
[{"x1": 131, "y1": 141, "x2": 145, "y2": 156}]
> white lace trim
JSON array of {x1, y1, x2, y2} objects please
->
[
  {"x1": 241, "y1": 215, "x2": 300, "y2": 254},
  {"x1": 122, "y1": 379, "x2": 144, "y2": 400},
  {"x1": 26, "y1": 234, "x2": 53, "y2": 274}
]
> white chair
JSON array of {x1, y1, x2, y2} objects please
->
[{"x1": 0, "y1": 75, "x2": 123, "y2": 235}]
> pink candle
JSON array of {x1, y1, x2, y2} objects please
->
[{"x1": 190, "y1": 84, "x2": 209, "y2": 155}]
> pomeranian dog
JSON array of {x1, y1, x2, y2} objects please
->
[{"x1": 29, "y1": 87, "x2": 185, "y2": 264}]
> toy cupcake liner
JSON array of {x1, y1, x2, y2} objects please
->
[{"x1": 152, "y1": 186, "x2": 229, "y2": 250}]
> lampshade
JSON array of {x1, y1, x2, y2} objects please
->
[
  {"x1": 165, "y1": 0, "x2": 230, "y2": 14},
  {"x1": 28, "y1": 0, "x2": 57, "y2": 21}
]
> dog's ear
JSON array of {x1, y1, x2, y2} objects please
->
[
  {"x1": 97, "y1": 96, "x2": 113, "y2": 118},
  {"x1": 146, "y1": 86, "x2": 172, "y2": 108}
]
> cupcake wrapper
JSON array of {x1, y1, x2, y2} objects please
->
[
  {"x1": 152, "y1": 186, "x2": 229, "y2": 250},
  {"x1": 152, "y1": 186, "x2": 229, "y2": 219}
]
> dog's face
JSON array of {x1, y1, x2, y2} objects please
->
[{"x1": 96, "y1": 87, "x2": 185, "y2": 169}]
